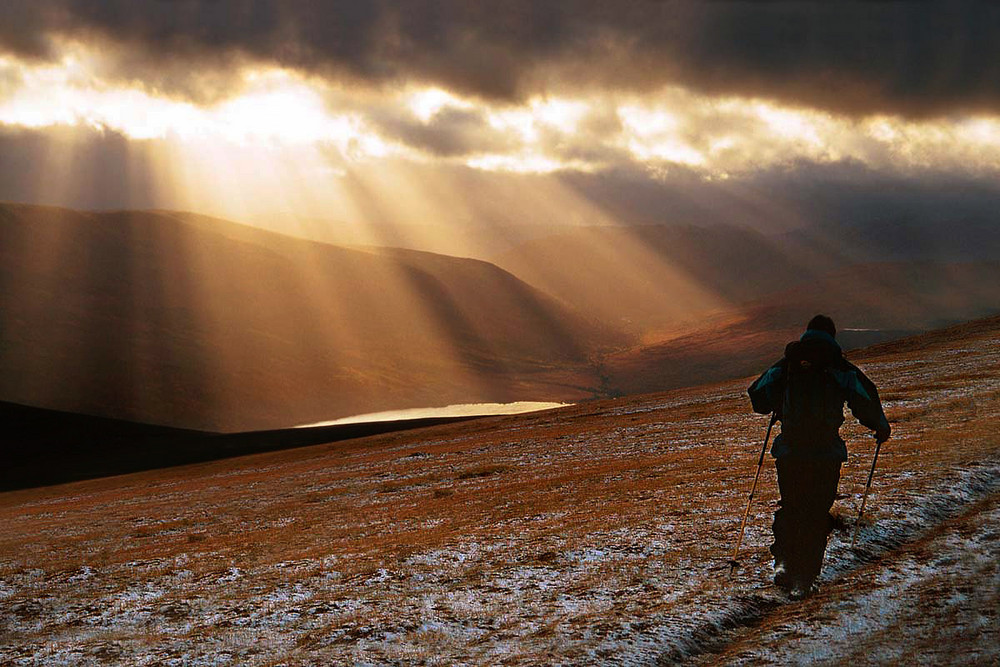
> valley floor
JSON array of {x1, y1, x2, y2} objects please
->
[{"x1": 2, "y1": 317, "x2": 999, "y2": 665}]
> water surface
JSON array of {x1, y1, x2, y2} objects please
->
[{"x1": 297, "y1": 401, "x2": 571, "y2": 427}]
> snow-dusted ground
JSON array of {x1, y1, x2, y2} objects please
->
[
  {"x1": 701, "y1": 488, "x2": 1000, "y2": 666},
  {"x1": 2, "y1": 318, "x2": 999, "y2": 665}
]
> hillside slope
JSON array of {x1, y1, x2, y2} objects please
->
[
  {"x1": 494, "y1": 224, "x2": 837, "y2": 332},
  {"x1": 0, "y1": 203, "x2": 620, "y2": 430},
  {"x1": 602, "y1": 261, "x2": 1000, "y2": 396},
  {"x1": 2, "y1": 315, "x2": 998, "y2": 664},
  {"x1": 493, "y1": 222, "x2": 1000, "y2": 399},
  {"x1": 495, "y1": 222, "x2": 1000, "y2": 335}
]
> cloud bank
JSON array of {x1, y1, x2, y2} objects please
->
[{"x1": 2, "y1": 1, "x2": 999, "y2": 117}]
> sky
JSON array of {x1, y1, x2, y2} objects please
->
[{"x1": 1, "y1": 1, "x2": 999, "y2": 248}]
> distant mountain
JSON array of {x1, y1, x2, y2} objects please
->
[
  {"x1": 494, "y1": 220, "x2": 1000, "y2": 335},
  {"x1": 782, "y1": 216, "x2": 1000, "y2": 263},
  {"x1": 240, "y1": 213, "x2": 586, "y2": 260},
  {"x1": 0, "y1": 203, "x2": 621, "y2": 431},
  {"x1": 4, "y1": 204, "x2": 998, "y2": 430},
  {"x1": 494, "y1": 224, "x2": 844, "y2": 333},
  {"x1": 603, "y1": 261, "x2": 1000, "y2": 395}
]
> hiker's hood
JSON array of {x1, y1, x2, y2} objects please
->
[
  {"x1": 800, "y1": 328, "x2": 841, "y2": 352},
  {"x1": 784, "y1": 328, "x2": 843, "y2": 368}
]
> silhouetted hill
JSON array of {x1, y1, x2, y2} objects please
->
[
  {"x1": 5, "y1": 203, "x2": 998, "y2": 431},
  {"x1": 0, "y1": 400, "x2": 481, "y2": 490},
  {"x1": 0, "y1": 203, "x2": 620, "y2": 431}
]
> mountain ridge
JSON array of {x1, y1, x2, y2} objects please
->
[
  {"x1": 0, "y1": 202, "x2": 618, "y2": 431},
  {"x1": 4, "y1": 201, "x2": 999, "y2": 432}
]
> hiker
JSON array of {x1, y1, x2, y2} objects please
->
[{"x1": 747, "y1": 315, "x2": 890, "y2": 599}]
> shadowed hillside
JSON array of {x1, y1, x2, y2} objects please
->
[
  {"x1": 0, "y1": 400, "x2": 486, "y2": 491},
  {"x1": 4, "y1": 202, "x2": 998, "y2": 433},
  {"x1": 0, "y1": 203, "x2": 621, "y2": 431}
]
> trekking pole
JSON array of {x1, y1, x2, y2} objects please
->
[
  {"x1": 728, "y1": 413, "x2": 778, "y2": 577},
  {"x1": 850, "y1": 436, "x2": 883, "y2": 549}
]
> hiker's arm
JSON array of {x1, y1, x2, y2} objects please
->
[
  {"x1": 748, "y1": 360, "x2": 784, "y2": 416},
  {"x1": 845, "y1": 364, "x2": 891, "y2": 442}
]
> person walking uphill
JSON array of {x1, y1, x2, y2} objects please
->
[{"x1": 747, "y1": 315, "x2": 891, "y2": 600}]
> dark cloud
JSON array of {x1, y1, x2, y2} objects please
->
[
  {"x1": 2, "y1": 1, "x2": 999, "y2": 117},
  {"x1": 556, "y1": 159, "x2": 1000, "y2": 243},
  {"x1": 367, "y1": 106, "x2": 517, "y2": 158},
  {"x1": 672, "y1": 2, "x2": 1000, "y2": 118},
  {"x1": 92, "y1": 48, "x2": 253, "y2": 105},
  {"x1": 0, "y1": 2, "x2": 58, "y2": 61}
]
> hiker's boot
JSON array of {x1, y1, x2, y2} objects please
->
[
  {"x1": 788, "y1": 580, "x2": 819, "y2": 601},
  {"x1": 773, "y1": 561, "x2": 791, "y2": 591}
]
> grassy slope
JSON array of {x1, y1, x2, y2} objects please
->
[{"x1": 1, "y1": 315, "x2": 998, "y2": 664}]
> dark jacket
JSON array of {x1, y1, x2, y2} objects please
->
[{"x1": 748, "y1": 329, "x2": 890, "y2": 461}]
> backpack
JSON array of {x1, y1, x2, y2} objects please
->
[{"x1": 779, "y1": 337, "x2": 846, "y2": 445}]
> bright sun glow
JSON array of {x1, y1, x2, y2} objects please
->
[
  {"x1": 751, "y1": 103, "x2": 825, "y2": 147},
  {"x1": 406, "y1": 87, "x2": 473, "y2": 123},
  {"x1": 212, "y1": 84, "x2": 354, "y2": 146},
  {"x1": 0, "y1": 54, "x2": 201, "y2": 137},
  {"x1": 466, "y1": 152, "x2": 564, "y2": 174},
  {"x1": 531, "y1": 98, "x2": 590, "y2": 133},
  {"x1": 4, "y1": 46, "x2": 1000, "y2": 183},
  {"x1": 485, "y1": 107, "x2": 539, "y2": 144},
  {"x1": 0, "y1": 54, "x2": 388, "y2": 155},
  {"x1": 618, "y1": 104, "x2": 706, "y2": 166}
]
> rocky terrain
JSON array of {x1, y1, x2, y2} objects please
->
[{"x1": 1, "y1": 315, "x2": 999, "y2": 665}]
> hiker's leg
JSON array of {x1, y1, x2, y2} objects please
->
[
  {"x1": 771, "y1": 457, "x2": 805, "y2": 585},
  {"x1": 796, "y1": 460, "x2": 842, "y2": 586}
]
